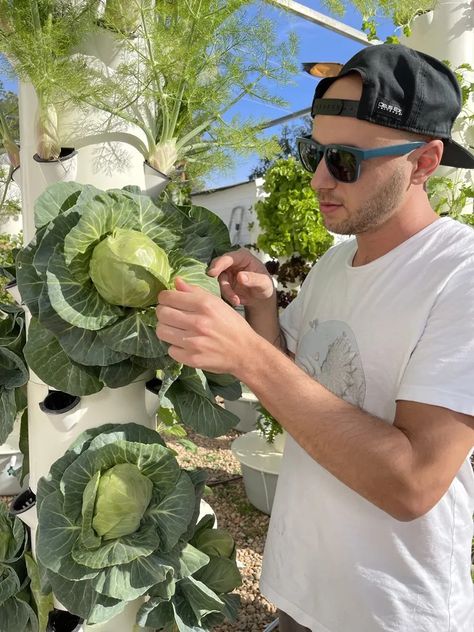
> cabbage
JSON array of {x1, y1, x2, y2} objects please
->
[
  {"x1": 89, "y1": 229, "x2": 170, "y2": 307},
  {"x1": 36, "y1": 423, "x2": 241, "y2": 628},
  {"x1": 92, "y1": 463, "x2": 153, "y2": 539},
  {"x1": 14, "y1": 182, "x2": 242, "y2": 437}
]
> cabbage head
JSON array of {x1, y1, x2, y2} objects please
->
[
  {"x1": 89, "y1": 229, "x2": 170, "y2": 307},
  {"x1": 36, "y1": 423, "x2": 241, "y2": 628}
]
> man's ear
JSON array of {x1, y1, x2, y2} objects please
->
[{"x1": 411, "y1": 140, "x2": 444, "y2": 186}]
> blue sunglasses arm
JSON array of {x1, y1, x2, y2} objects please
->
[{"x1": 353, "y1": 142, "x2": 427, "y2": 160}]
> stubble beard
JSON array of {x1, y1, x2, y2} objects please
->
[{"x1": 320, "y1": 167, "x2": 407, "y2": 235}]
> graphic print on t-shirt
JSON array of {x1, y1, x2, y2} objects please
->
[{"x1": 297, "y1": 319, "x2": 366, "y2": 407}]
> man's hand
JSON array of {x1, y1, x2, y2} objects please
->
[
  {"x1": 156, "y1": 277, "x2": 258, "y2": 376},
  {"x1": 207, "y1": 248, "x2": 275, "y2": 308}
]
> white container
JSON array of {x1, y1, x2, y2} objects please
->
[
  {"x1": 82, "y1": 600, "x2": 144, "y2": 632},
  {"x1": 231, "y1": 430, "x2": 283, "y2": 515},
  {"x1": 27, "y1": 375, "x2": 155, "y2": 493},
  {"x1": 143, "y1": 161, "x2": 169, "y2": 198},
  {"x1": 224, "y1": 390, "x2": 259, "y2": 433}
]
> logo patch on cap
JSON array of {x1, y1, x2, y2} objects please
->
[{"x1": 376, "y1": 100, "x2": 403, "y2": 118}]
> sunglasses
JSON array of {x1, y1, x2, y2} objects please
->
[{"x1": 296, "y1": 136, "x2": 426, "y2": 183}]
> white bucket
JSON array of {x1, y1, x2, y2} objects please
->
[{"x1": 231, "y1": 430, "x2": 283, "y2": 515}]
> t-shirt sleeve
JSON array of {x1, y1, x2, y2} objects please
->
[{"x1": 397, "y1": 261, "x2": 474, "y2": 416}]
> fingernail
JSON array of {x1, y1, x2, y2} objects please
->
[{"x1": 240, "y1": 273, "x2": 248, "y2": 284}]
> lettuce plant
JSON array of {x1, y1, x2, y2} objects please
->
[
  {"x1": 36, "y1": 422, "x2": 241, "y2": 629},
  {"x1": 15, "y1": 181, "x2": 240, "y2": 436}
]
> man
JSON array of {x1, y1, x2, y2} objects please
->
[{"x1": 156, "y1": 44, "x2": 474, "y2": 631}]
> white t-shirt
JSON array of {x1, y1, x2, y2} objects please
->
[{"x1": 260, "y1": 218, "x2": 474, "y2": 632}]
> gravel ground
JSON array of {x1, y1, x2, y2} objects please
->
[{"x1": 1, "y1": 428, "x2": 277, "y2": 632}]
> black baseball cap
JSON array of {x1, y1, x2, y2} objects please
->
[{"x1": 311, "y1": 43, "x2": 474, "y2": 169}]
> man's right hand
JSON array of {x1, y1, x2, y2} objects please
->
[{"x1": 207, "y1": 248, "x2": 275, "y2": 308}]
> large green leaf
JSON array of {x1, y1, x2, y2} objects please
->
[
  {"x1": 72, "y1": 520, "x2": 159, "y2": 570},
  {"x1": 147, "y1": 472, "x2": 196, "y2": 552},
  {"x1": 24, "y1": 553, "x2": 54, "y2": 632},
  {"x1": 167, "y1": 378, "x2": 238, "y2": 438},
  {"x1": 0, "y1": 347, "x2": 28, "y2": 389},
  {"x1": 0, "y1": 593, "x2": 38, "y2": 632},
  {"x1": 63, "y1": 195, "x2": 140, "y2": 266},
  {"x1": 34, "y1": 181, "x2": 85, "y2": 229},
  {"x1": 169, "y1": 254, "x2": 220, "y2": 297},
  {"x1": 46, "y1": 569, "x2": 125, "y2": 624},
  {"x1": 136, "y1": 598, "x2": 174, "y2": 629},
  {"x1": 98, "y1": 310, "x2": 168, "y2": 359},
  {"x1": 33, "y1": 209, "x2": 81, "y2": 277},
  {"x1": 24, "y1": 318, "x2": 103, "y2": 395},
  {"x1": 180, "y1": 205, "x2": 232, "y2": 261},
  {"x1": 0, "y1": 387, "x2": 17, "y2": 444},
  {"x1": 204, "y1": 372, "x2": 242, "y2": 401},
  {"x1": 46, "y1": 247, "x2": 123, "y2": 331},
  {"x1": 108, "y1": 190, "x2": 183, "y2": 250},
  {"x1": 98, "y1": 360, "x2": 148, "y2": 389},
  {"x1": 195, "y1": 557, "x2": 242, "y2": 594},
  {"x1": 16, "y1": 239, "x2": 43, "y2": 316},
  {"x1": 36, "y1": 490, "x2": 96, "y2": 582},
  {"x1": 179, "y1": 576, "x2": 224, "y2": 624},
  {"x1": 37, "y1": 289, "x2": 127, "y2": 367},
  {"x1": 0, "y1": 564, "x2": 20, "y2": 604},
  {"x1": 92, "y1": 550, "x2": 173, "y2": 601}
]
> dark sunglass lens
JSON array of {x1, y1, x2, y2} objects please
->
[
  {"x1": 299, "y1": 141, "x2": 323, "y2": 173},
  {"x1": 326, "y1": 147, "x2": 357, "y2": 182}
]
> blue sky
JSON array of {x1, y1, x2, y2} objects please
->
[
  {"x1": 0, "y1": 1, "x2": 397, "y2": 189},
  {"x1": 205, "y1": 1, "x2": 397, "y2": 188}
]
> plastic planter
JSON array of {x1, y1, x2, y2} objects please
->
[{"x1": 231, "y1": 430, "x2": 283, "y2": 515}]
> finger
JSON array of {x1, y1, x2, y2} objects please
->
[
  {"x1": 219, "y1": 271, "x2": 240, "y2": 305},
  {"x1": 207, "y1": 250, "x2": 248, "y2": 277},
  {"x1": 236, "y1": 270, "x2": 274, "y2": 298},
  {"x1": 174, "y1": 276, "x2": 197, "y2": 293},
  {"x1": 156, "y1": 304, "x2": 192, "y2": 329},
  {"x1": 156, "y1": 322, "x2": 187, "y2": 347},
  {"x1": 158, "y1": 287, "x2": 204, "y2": 311}
]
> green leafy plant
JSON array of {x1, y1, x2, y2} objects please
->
[
  {"x1": 255, "y1": 158, "x2": 333, "y2": 259},
  {"x1": 14, "y1": 181, "x2": 241, "y2": 436},
  {"x1": 256, "y1": 404, "x2": 283, "y2": 445},
  {"x1": 0, "y1": 0, "x2": 96, "y2": 159},
  {"x1": 321, "y1": 0, "x2": 435, "y2": 40},
  {"x1": 426, "y1": 62, "x2": 474, "y2": 219},
  {"x1": 73, "y1": 0, "x2": 298, "y2": 183},
  {"x1": 36, "y1": 422, "x2": 241, "y2": 628},
  {"x1": 254, "y1": 157, "x2": 333, "y2": 307},
  {"x1": 0, "y1": 502, "x2": 42, "y2": 631}
]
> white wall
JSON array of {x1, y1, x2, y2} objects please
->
[{"x1": 191, "y1": 178, "x2": 266, "y2": 248}]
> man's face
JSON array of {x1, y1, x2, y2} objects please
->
[{"x1": 311, "y1": 74, "x2": 413, "y2": 235}]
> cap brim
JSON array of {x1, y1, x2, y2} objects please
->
[{"x1": 440, "y1": 138, "x2": 474, "y2": 169}]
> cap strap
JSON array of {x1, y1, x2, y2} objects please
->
[{"x1": 311, "y1": 98, "x2": 359, "y2": 118}]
